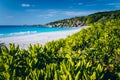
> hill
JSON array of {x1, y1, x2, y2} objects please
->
[{"x1": 46, "y1": 10, "x2": 120, "y2": 27}]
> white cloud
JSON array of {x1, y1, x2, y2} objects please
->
[
  {"x1": 85, "y1": 4, "x2": 96, "y2": 6},
  {"x1": 6, "y1": 16, "x2": 14, "y2": 18},
  {"x1": 37, "y1": 10, "x2": 58, "y2": 18},
  {"x1": 27, "y1": 9, "x2": 101, "y2": 18},
  {"x1": 43, "y1": 13, "x2": 54, "y2": 18},
  {"x1": 46, "y1": 14, "x2": 54, "y2": 17},
  {"x1": 107, "y1": 3, "x2": 120, "y2": 6},
  {"x1": 63, "y1": 11, "x2": 95, "y2": 16},
  {"x1": 116, "y1": 5, "x2": 120, "y2": 8},
  {"x1": 21, "y1": 4, "x2": 30, "y2": 7},
  {"x1": 26, "y1": 9, "x2": 41, "y2": 12},
  {"x1": 73, "y1": 2, "x2": 83, "y2": 5},
  {"x1": 107, "y1": 3, "x2": 120, "y2": 8},
  {"x1": 96, "y1": 0, "x2": 105, "y2": 1},
  {"x1": 78, "y1": 3, "x2": 83, "y2": 5}
]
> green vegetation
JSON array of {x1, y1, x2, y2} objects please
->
[
  {"x1": 46, "y1": 10, "x2": 120, "y2": 27},
  {"x1": 0, "y1": 19, "x2": 120, "y2": 79},
  {"x1": 0, "y1": 42, "x2": 5, "y2": 54}
]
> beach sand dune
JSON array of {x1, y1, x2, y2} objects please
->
[{"x1": 0, "y1": 26, "x2": 88, "y2": 49}]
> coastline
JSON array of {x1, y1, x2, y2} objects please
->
[{"x1": 0, "y1": 26, "x2": 88, "y2": 49}]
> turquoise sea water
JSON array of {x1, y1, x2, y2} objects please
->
[{"x1": 0, "y1": 25, "x2": 74, "y2": 38}]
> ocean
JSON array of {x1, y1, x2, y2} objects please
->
[{"x1": 0, "y1": 25, "x2": 74, "y2": 38}]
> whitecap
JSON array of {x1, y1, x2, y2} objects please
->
[
  {"x1": 0, "y1": 31, "x2": 37, "y2": 38},
  {"x1": 0, "y1": 34, "x2": 4, "y2": 36},
  {"x1": 9, "y1": 31, "x2": 37, "y2": 36}
]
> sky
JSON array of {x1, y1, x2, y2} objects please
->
[{"x1": 0, "y1": 0, "x2": 120, "y2": 25}]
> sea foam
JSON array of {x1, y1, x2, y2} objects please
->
[{"x1": 0, "y1": 31, "x2": 37, "y2": 38}]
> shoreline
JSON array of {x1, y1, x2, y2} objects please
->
[{"x1": 0, "y1": 26, "x2": 88, "y2": 49}]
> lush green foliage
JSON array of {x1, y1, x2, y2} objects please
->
[
  {"x1": 0, "y1": 42, "x2": 5, "y2": 54},
  {"x1": 47, "y1": 10, "x2": 120, "y2": 27},
  {"x1": 0, "y1": 19, "x2": 120, "y2": 80}
]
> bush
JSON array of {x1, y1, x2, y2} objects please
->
[{"x1": 0, "y1": 19, "x2": 120, "y2": 79}]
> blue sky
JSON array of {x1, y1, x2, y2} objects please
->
[{"x1": 0, "y1": 0, "x2": 120, "y2": 25}]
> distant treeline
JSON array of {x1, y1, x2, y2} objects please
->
[{"x1": 46, "y1": 10, "x2": 120, "y2": 27}]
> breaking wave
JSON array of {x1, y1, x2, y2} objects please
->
[{"x1": 0, "y1": 31, "x2": 37, "y2": 38}]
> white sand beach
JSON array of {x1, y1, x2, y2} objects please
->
[{"x1": 0, "y1": 26, "x2": 88, "y2": 49}]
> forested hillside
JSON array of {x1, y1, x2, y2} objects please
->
[
  {"x1": 0, "y1": 19, "x2": 120, "y2": 79},
  {"x1": 46, "y1": 10, "x2": 120, "y2": 27}
]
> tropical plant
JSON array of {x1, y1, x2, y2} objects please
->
[{"x1": 0, "y1": 19, "x2": 120, "y2": 79}]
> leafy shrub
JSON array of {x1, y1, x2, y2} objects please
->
[{"x1": 0, "y1": 19, "x2": 120, "y2": 79}]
